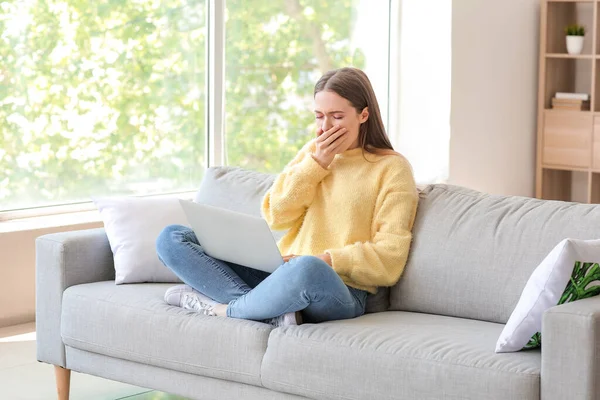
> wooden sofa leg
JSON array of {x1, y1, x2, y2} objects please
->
[{"x1": 54, "y1": 365, "x2": 71, "y2": 400}]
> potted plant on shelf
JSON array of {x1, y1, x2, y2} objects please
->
[{"x1": 565, "y1": 24, "x2": 585, "y2": 55}]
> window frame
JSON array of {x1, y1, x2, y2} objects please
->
[{"x1": 0, "y1": 0, "x2": 398, "y2": 222}]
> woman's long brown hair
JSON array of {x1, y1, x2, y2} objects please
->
[{"x1": 314, "y1": 67, "x2": 399, "y2": 157}]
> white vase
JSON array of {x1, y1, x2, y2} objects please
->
[{"x1": 566, "y1": 35, "x2": 584, "y2": 55}]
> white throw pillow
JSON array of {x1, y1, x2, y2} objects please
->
[
  {"x1": 93, "y1": 196, "x2": 189, "y2": 284},
  {"x1": 496, "y1": 238, "x2": 600, "y2": 353}
]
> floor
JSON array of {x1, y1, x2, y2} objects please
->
[{"x1": 0, "y1": 322, "x2": 188, "y2": 400}]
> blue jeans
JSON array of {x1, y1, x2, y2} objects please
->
[{"x1": 155, "y1": 224, "x2": 368, "y2": 323}]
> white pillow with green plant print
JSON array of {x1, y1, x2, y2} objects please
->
[{"x1": 495, "y1": 238, "x2": 600, "y2": 353}]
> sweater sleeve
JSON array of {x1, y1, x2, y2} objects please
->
[
  {"x1": 261, "y1": 140, "x2": 331, "y2": 231},
  {"x1": 325, "y1": 160, "x2": 419, "y2": 288}
]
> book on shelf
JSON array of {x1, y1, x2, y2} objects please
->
[
  {"x1": 551, "y1": 97, "x2": 590, "y2": 111},
  {"x1": 555, "y1": 92, "x2": 589, "y2": 101}
]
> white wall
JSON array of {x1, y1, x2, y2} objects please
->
[{"x1": 449, "y1": 0, "x2": 540, "y2": 197}]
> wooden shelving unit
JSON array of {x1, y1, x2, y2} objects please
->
[{"x1": 536, "y1": 0, "x2": 600, "y2": 203}]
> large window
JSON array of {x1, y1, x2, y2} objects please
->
[
  {"x1": 396, "y1": 0, "x2": 451, "y2": 184},
  {"x1": 1, "y1": 0, "x2": 207, "y2": 212},
  {"x1": 223, "y1": 0, "x2": 390, "y2": 172},
  {"x1": 0, "y1": 0, "x2": 390, "y2": 213}
]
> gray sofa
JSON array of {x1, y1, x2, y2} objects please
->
[{"x1": 36, "y1": 167, "x2": 600, "y2": 400}]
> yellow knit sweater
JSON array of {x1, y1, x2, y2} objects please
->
[{"x1": 261, "y1": 140, "x2": 419, "y2": 294}]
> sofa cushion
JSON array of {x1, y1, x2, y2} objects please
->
[
  {"x1": 261, "y1": 312, "x2": 540, "y2": 400},
  {"x1": 390, "y1": 184, "x2": 600, "y2": 324},
  {"x1": 60, "y1": 281, "x2": 273, "y2": 387},
  {"x1": 194, "y1": 166, "x2": 390, "y2": 314},
  {"x1": 92, "y1": 196, "x2": 187, "y2": 284}
]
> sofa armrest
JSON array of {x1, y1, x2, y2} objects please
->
[
  {"x1": 35, "y1": 228, "x2": 115, "y2": 367},
  {"x1": 541, "y1": 296, "x2": 600, "y2": 400}
]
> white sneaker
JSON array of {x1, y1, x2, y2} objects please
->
[
  {"x1": 164, "y1": 284, "x2": 196, "y2": 306},
  {"x1": 164, "y1": 285, "x2": 217, "y2": 316},
  {"x1": 264, "y1": 312, "x2": 302, "y2": 327}
]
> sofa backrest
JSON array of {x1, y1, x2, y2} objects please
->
[
  {"x1": 194, "y1": 166, "x2": 285, "y2": 242},
  {"x1": 195, "y1": 166, "x2": 389, "y2": 313},
  {"x1": 390, "y1": 184, "x2": 600, "y2": 324}
]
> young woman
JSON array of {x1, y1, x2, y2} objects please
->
[{"x1": 156, "y1": 67, "x2": 419, "y2": 326}]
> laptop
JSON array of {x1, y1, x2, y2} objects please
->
[{"x1": 178, "y1": 199, "x2": 284, "y2": 273}]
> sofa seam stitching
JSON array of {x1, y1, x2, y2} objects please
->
[
  {"x1": 59, "y1": 242, "x2": 67, "y2": 366},
  {"x1": 264, "y1": 380, "x2": 357, "y2": 400},
  {"x1": 430, "y1": 185, "x2": 480, "y2": 199},
  {"x1": 63, "y1": 292, "x2": 272, "y2": 334},
  {"x1": 62, "y1": 336, "x2": 259, "y2": 379},
  {"x1": 273, "y1": 332, "x2": 540, "y2": 378},
  {"x1": 547, "y1": 310, "x2": 598, "y2": 317},
  {"x1": 595, "y1": 314, "x2": 599, "y2": 397}
]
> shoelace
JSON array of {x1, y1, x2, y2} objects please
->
[{"x1": 182, "y1": 294, "x2": 216, "y2": 316}]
